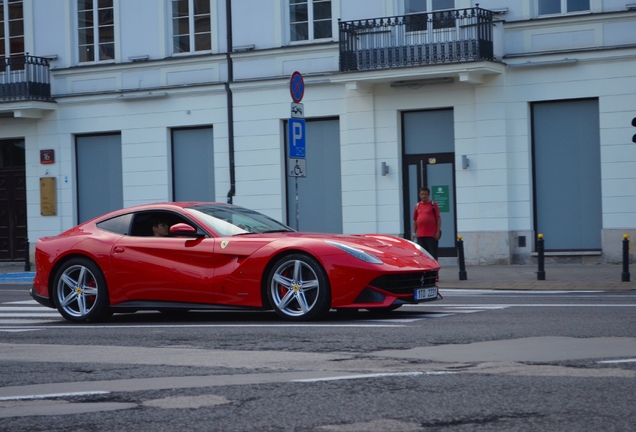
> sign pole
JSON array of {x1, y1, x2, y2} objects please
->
[
  {"x1": 295, "y1": 177, "x2": 299, "y2": 230},
  {"x1": 288, "y1": 71, "x2": 305, "y2": 231}
]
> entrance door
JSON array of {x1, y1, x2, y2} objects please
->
[
  {"x1": 76, "y1": 134, "x2": 123, "y2": 223},
  {"x1": 0, "y1": 139, "x2": 27, "y2": 261},
  {"x1": 402, "y1": 109, "x2": 456, "y2": 257},
  {"x1": 172, "y1": 126, "x2": 215, "y2": 201},
  {"x1": 532, "y1": 99, "x2": 601, "y2": 250},
  {"x1": 403, "y1": 153, "x2": 456, "y2": 257}
]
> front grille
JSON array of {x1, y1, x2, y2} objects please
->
[{"x1": 369, "y1": 271, "x2": 438, "y2": 295}]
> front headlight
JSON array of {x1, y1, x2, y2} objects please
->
[
  {"x1": 325, "y1": 241, "x2": 383, "y2": 264},
  {"x1": 408, "y1": 240, "x2": 435, "y2": 260}
]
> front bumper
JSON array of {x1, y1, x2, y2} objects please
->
[{"x1": 30, "y1": 285, "x2": 54, "y2": 309}]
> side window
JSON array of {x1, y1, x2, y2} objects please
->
[
  {"x1": 96, "y1": 213, "x2": 134, "y2": 235},
  {"x1": 537, "y1": 0, "x2": 589, "y2": 16},
  {"x1": 289, "y1": 0, "x2": 332, "y2": 43},
  {"x1": 78, "y1": 0, "x2": 114, "y2": 62},
  {"x1": 129, "y1": 211, "x2": 200, "y2": 237},
  {"x1": 172, "y1": 0, "x2": 211, "y2": 54}
]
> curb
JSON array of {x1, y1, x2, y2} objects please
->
[{"x1": 438, "y1": 282, "x2": 636, "y2": 291}]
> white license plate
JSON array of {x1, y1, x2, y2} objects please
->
[{"x1": 414, "y1": 287, "x2": 437, "y2": 300}]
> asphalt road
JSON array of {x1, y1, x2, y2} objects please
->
[{"x1": 1, "y1": 283, "x2": 635, "y2": 431}]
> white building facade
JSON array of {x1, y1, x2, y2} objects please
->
[{"x1": 1, "y1": 0, "x2": 635, "y2": 265}]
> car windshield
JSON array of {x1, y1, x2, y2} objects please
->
[{"x1": 184, "y1": 204, "x2": 295, "y2": 237}]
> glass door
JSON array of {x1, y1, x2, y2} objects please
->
[{"x1": 404, "y1": 152, "x2": 456, "y2": 257}]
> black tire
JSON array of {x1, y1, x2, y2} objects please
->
[
  {"x1": 266, "y1": 253, "x2": 331, "y2": 321},
  {"x1": 53, "y1": 257, "x2": 111, "y2": 323}
]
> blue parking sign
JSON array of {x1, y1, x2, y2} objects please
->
[{"x1": 288, "y1": 118, "x2": 306, "y2": 158}]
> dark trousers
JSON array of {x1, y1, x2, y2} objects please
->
[{"x1": 417, "y1": 236, "x2": 438, "y2": 260}]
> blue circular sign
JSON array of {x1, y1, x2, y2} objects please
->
[{"x1": 290, "y1": 71, "x2": 304, "y2": 103}]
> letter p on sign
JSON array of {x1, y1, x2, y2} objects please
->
[{"x1": 288, "y1": 118, "x2": 306, "y2": 158}]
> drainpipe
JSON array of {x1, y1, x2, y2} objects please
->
[{"x1": 225, "y1": 0, "x2": 236, "y2": 203}]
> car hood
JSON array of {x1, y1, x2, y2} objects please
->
[{"x1": 248, "y1": 232, "x2": 439, "y2": 268}]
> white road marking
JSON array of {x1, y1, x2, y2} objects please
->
[
  {"x1": 0, "y1": 391, "x2": 110, "y2": 402},
  {"x1": 422, "y1": 304, "x2": 636, "y2": 307},
  {"x1": 0, "y1": 306, "x2": 55, "y2": 311},
  {"x1": 0, "y1": 323, "x2": 407, "y2": 330},
  {"x1": 2, "y1": 300, "x2": 40, "y2": 305},
  {"x1": 0, "y1": 313, "x2": 60, "y2": 317},
  {"x1": 293, "y1": 371, "x2": 456, "y2": 382},
  {"x1": 597, "y1": 358, "x2": 636, "y2": 364}
]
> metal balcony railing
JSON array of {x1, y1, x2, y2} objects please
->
[
  {"x1": 0, "y1": 54, "x2": 53, "y2": 102},
  {"x1": 339, "y1": 7, "x2": 495, "y2": 72}
]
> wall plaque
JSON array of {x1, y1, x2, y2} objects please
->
[
  {"x1": 40, "y1": 177, "x2": 57, "y2": 216},
  {"x1": 40, "y1": 149, "x2": 55, "y2": 164}
]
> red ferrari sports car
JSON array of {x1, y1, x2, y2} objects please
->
[{"x1": 30, "y1": 202, "x2": 441, "y2": 322}]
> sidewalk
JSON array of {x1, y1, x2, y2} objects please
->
[
  {"x1": 438, "y1": 263, "x2": 635, "y2": 291},
  {"x1": 1, "y1": 261, "x2": 635, "y2": 291},
  {"x1": 0, "y1": 262, "x2": 35, "y2": 284}
]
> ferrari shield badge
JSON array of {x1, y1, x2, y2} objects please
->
[{"x1": 221, "y1": 241, "x2": 229, "y2": 249}]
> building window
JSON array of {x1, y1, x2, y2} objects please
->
[
  {"x1": 172, "y1": 0, "x2": 211, "y2": 53},
  {"x1": 0, "y1": 0, "x2": 24, "y2": 59},
  {"x1": 78, "y1": 0, "x2": 114, "y2": 62},
  {"x1": 289, "y1": 0, "x2": 332, "y2": 42},
  {"x1": 538, "y1": 0, "x2": 590, "y2": 16},
  {"x1": 404, "y1": 0, "x2": 455, "y2": 32},
  {"x1": 405, "y1": 0, "x2": 454, "y2": 14}
]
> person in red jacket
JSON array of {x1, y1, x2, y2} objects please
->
[{"x1": 412, "y1": 187, "x2": 441, "y2": 260}]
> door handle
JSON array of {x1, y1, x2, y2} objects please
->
[{"x1": 113, "y1": 246, "x2": 125, "y2": 253}]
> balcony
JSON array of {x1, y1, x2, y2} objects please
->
[
  {"x1": 339, "y1": 7, "x2": 495, "y2": 72},
  {"x1": 0, "y1": 55, "x2": 56, "y2": 118},
  {"x1": 1, "y1": 55, "x2": 54, "y2": 102}
]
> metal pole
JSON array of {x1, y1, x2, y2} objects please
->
[
  {"x1": 457, "y1": 235, "x2": 467, "y2": 280},
  {"x1": 622, "y1": 234, "x2": 630, "y2": 282},
  {"x1": 225, "y1": 0, "x2": 236, "y2": 204},
  {"x1": 24, "y1": 238, "x2": 31, "y2": 272},
  {"x1": 295, "y1": 176, "x2": 299, "y2": 231},
  {"x1": 537, "y1": 233, "x2": 545, "y2": 280}
]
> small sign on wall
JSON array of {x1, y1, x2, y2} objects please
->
[
  {"x1": 40, "y1": 149, "x2": 55, "y2": 164},
  {"x1": 432, "y1": 185, "x2": 450, "y2": 213},
  {"x1": 40, "y1": 177, "x2": 57, "y2": 216}
]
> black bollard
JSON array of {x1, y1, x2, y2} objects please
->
[
  {"x1": 622, "y1": 235, "x2": 630, "y2": 282},
  {"x1": 537, "y1": 234, "x2": 545, "y2": 280},
  {"x1": 457, "y1": 235, "x2": 467, "y2": 280},
  {"x1": 24, "y1": 238, "x2": 31, "y2": 272}
]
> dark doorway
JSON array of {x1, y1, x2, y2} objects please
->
[
  {"x1": 0, "y1": 139, "x2": 27, "y2": 261},
  {"x1": 402, "y1": 153, "x2": 457, "y2": 257}
]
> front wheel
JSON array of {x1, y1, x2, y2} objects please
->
[
  {"x1": 267, "y1": 254, "x2": 331, "y2": 321},
  {"x1": 53, "y1": 257, "x2": 111, "y2": 323}
]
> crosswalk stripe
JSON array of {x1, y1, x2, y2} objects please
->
[
  {"x1": 0, "y1": 301, "x2": 60, "y2": 327},
  {"x1": 0, "y1": 307, "x2": 58, "y2": 312},
  {"x1": 4, "y1": 300, "x2": 40, "y2": 305},
  {"x1": 0, "y1": 313, "x2": 60, "y2": 318}
]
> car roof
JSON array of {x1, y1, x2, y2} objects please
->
[{"x1": 91, "y1": 202, "x2": 231, "y2": 223}]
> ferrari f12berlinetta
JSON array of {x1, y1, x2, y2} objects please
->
[{"x1": 31, "y1": 203, "x2": 440, "y2": 322}]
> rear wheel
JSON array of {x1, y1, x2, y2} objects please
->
[
  {"x1": 53, "y1": 257, "x2": 111, "y2": 323},
  {"x1": 267, "y1": 254, "x2": 331, "y2": 321}
]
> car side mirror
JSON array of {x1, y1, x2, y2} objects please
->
[{"x1": 169, "y1": 223, "x2": 204, "y2": 238}]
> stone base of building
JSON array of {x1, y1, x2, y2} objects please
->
[{"x1": 456, "y1": 229, "x2": 635, "y2": 266}]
